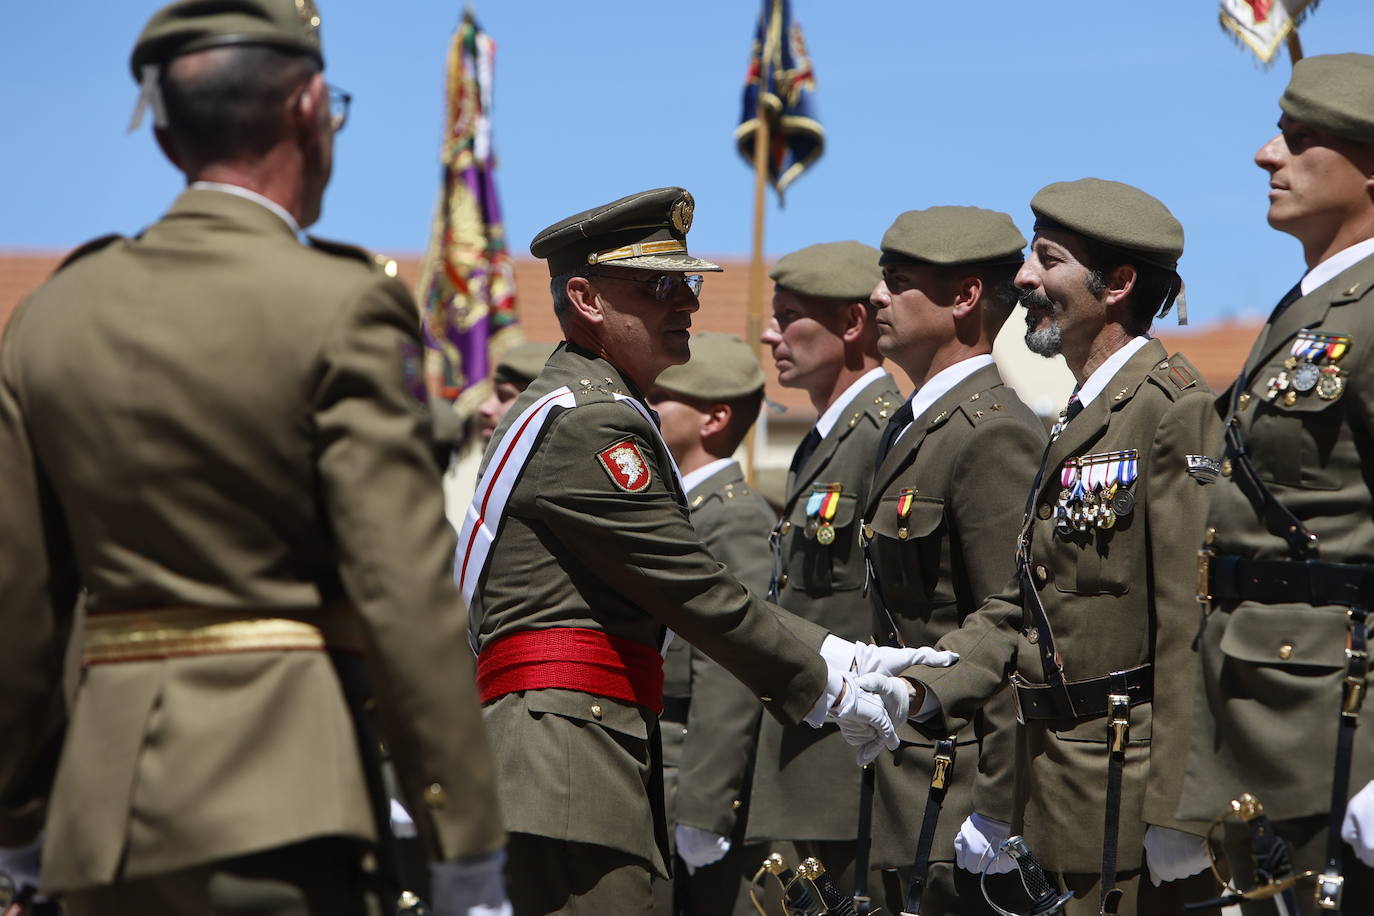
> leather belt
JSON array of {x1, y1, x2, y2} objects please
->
[
  {"x1": 1012, "y1": 663, "x2": 1152, "y2": 723},
  {"x1": 82, "y1": 604, "x2": 364, "y2": 665},
  {"x1": 661, "y1": 693, "x2": 691, "y2": 723},
  {"x1": 1208, "y1": 555, "x2": 1374, "y2": 608}
]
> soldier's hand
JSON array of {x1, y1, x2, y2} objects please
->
[
  {"x1": 852, "y1": 643, "x2": 959, "y2": 677},
  {"x1": 1341, "y1": 779, "x2": 1374, "y2": 867},
  {"x1": 430, "y1": 849, "x2": 511, "y2": 916},
  {"x1": 675, "y1": 825, "x2": 730, "y2": 873},
  {"x1": 954, "y1": 813, "x2": 1015, "y2": 875},
  {"x1": 831, "y1": 673, "x2": 899, "y2": 765}
]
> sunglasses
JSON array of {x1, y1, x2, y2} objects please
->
[{"x1": 588, "y1": 272, "x2": 704, "y2": 302}]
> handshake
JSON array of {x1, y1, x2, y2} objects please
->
[{"x1": 817, "y1": 637, "x2": 958, "y2": 766}]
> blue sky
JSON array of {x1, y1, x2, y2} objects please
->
[{"x1": 4, "y1": 1, "x2": 1373, "y2": 324}]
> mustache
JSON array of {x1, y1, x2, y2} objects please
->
[{"x1": 1018, "y1": 288, "x2": 1056, "y2": 312}]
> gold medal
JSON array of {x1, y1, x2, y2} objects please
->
[
  {"x1": 1283, "y1": 389, "x2": 1298, "y2": 407},
  {"x1": 1317, "y1": 366, "x2": 1345, "y2": 401},
  {"x1": 816, "y1": 523, "x2": 836, "y2": 545}
]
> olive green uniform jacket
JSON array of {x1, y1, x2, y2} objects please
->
[
  {"x1": 747, "y1": 372, "x2": 904, "y2": 843},
  {"x1": 865, "y1": 362, "x2": 1043, "y2": 868},
  {"x1": 918, "y1": 340, "x2": 1220, "y2": 874},
  {"x1": 674, "y1": 462, "x2": 776, "y2": 839},
  {"x1": 1179, "y1": 255, "x2": 1374, "y2": 825},
  {"x1": 0, "y1": 189, "x2": 503, "y2": 891},
  {"x1": 470, "y1": 344, "x2": 829, "y2": 879}
]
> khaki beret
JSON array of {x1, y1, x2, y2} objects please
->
[
  {"x1": 1281, "y1": 53, "x2": 1374, "y2": 145},
  {"x1": 530, "y1": 187, "x2": 722, "y2": 278},
  {"x1": 132, "y1": 0, "x2": 324, "y2": 80},
  {"x1": 655, "y1": 333, "x2": 765, "y2": 402},
  {"x1": 1030, "y1": 178, "x2": 1183, "y2": 271},
  {"x1": 769, "y1": 241, "x2": 881, "y2": 300},
  {"x1": 492, "y1": 342, "x2": 556, "y2": 388},
  {"x1": 879, "y1": 206, "x2": 1026, "y2": 267}
]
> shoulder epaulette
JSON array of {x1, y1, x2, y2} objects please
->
[
  {"x1": 572, "y1": 375, "x2": 631, "y2": 402},
  {"x1": 1147, "y1": 353, "x2": 1202, "y2": 399},
  {"x1": 955, "y1": 386, "x2": 1011, "y2": 426},
  {"x1": 307, "y1": 235, "x2": 397, "y2": 276},
  {"x1": 56, "y1": 234, "x2": 123, "y2": 272}
]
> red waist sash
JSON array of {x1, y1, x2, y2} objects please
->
[{"x1": 476, "y1": 627, "x2": 664, "y2": 714}]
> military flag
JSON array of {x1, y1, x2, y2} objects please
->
[
  {"x1": 416, "y1": 7, "x2": 519, "y2": 417},
  {"x1": 735, "y1": 0, "x2": 824, "y2": 200},
  {"x1": 1220, "y1": 0, "x2": 1320, "y2": 65}
]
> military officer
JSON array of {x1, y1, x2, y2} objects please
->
[
  {"x1": 0, "y1": 2, "x2": 506, "y2": 914},
  {"x1": 476, "y1": 342, "x2": 558, "y2": 444},
  {"x1": 647, "y1": 332, "x2": 776, "y2": 915},
  {"x1": 1178, "y1": 54, "x2": 1374, "y2": 913},
  {"x1": 863, "y1": 207, "x2": 1043, "y2": 916},
  {"x1": 749, "y1": 241, "x2": 903, "y2": 890},
  {"x1": 460, "y1": 188, "x2": 948, "y2": 915},
  {"x1": 874, "y1": 180, "x2": 1224, "y2": 915}
]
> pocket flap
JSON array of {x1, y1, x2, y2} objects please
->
[
  {"x1": 1218, "y1": 601, "x2": 1350, "y2": 668},
  {"x1": 524, "y1": 690, "x2": 650, "y2": 740},
  {"x1": 789, "y1": 488, "x2": 859, "y2": 530},
  {"x1": 872, "y1": 494, "x2": 945, "y2": 540}
]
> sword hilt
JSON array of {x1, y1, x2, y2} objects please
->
[
  {"x1": 1001, "y1": 836, "x2": 1073, "y2": 916},
  {"x1": 798, "y1": 857, "x2": 857, "y2": 916}
]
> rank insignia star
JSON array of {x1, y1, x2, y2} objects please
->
[{"x1": 597, "y1": 439, "x2": 652, "y2": 492}]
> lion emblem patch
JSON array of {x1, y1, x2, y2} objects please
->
[{"x1": 597, "y1": 439, "x2": 651, "y2": 492}]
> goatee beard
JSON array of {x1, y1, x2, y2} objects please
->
[{"x1": 1020, "y1": 289, "x2": 1062, "y2": 357}]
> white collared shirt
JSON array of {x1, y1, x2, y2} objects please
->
[
  {"x1": 1075, "y1": 335, "x2": 1151, "y2": 410},
  {"x1": 1301, "y1": 237, "x2": 1374, "y2": 297},
  {"x1": 814, "y1": 366, "x2": 889, "y2": 439},
  {"x1": 188, "y1": 181, "x2": 305, "y2": 242},
  {"x1": 682, "y1": 457, "x2": 737, "y2": 495},
  {"x1": 892, "y1": 354, "x2": 995, "y2": 448}
]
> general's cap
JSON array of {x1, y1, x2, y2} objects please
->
[
  {"x1": 493, "y1": 342, "x2": 556, "y2": 388},
  {"x1": 769, "y1": 241, "x2": 881, "y2": 300},
  {"x1": 530, "y1": 187, "x2": 722, "y2": 278},
  {"x1": 1030, "y1": 178, "x2": 1184, "y2": 272},
  {"x1": 880, "y1": 207, "x2": 1026, "y2": 267},
  {"x1": 1281, "y1": 53, "x2": 1374, "y2": 144},
  {"x1": 655, "y1": 333, "x2": 765, "y2": 402},
  {"x1": 132, "y1": 0, "x2": 325, "y2": 80}
]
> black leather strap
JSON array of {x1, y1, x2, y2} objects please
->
[
  {"x1": 1012, "y1": 664, "x2": 1152, "y2": 723},
  {"x1": 661, "y1": 694, "x2": 690, "y2": 724},
  {"x1": 1209, "y1": 555, "x2": 1374, "y2": 608},
  {"x1": 1098, "y1": 672, "x2": 1131, "y2": 916},
  {"x1": 904, "y1": 738, "x2": 957, "y2": 915},
  {"x1": 1317, "y1": 605, "x2": 1369, "y2": 910},
  {"x1": 854, "y1": 764, "x2": 876, "y2": 914}
]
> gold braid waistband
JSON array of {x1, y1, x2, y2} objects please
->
[{"x1": 82, "y1": 604, "x2": 366, "y2": 665}]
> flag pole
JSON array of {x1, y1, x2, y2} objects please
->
[
  {"x1": 1286, "y1": 27, "x2": 1304, "y2": 65},
  {"x1": 745, "y1": 97, "x2": 770, "y2": 488}
]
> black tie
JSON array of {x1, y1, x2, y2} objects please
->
[
  {"x1": 1064, "y1": 391, "x2": 1084, "y2": 424},
  {"x1": 1268, "y1": 282, "x2": 1303, "y2": 324},
  {"x1": 874, "y1": 400, "x2": 914, "y2": 471},
  {"x1": 790, "y1": 427, "x2": 822, "y2": 476}
]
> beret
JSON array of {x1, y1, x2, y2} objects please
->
[
  {"x1": 1281, "y1": 53, "x2": 1374, "y2": 144},
  {"x1": 492, "y1": 342, "x2": 556, "y2": 388},
  {"x1": 132, "y1": 0, "x2": 324, "y2": 79},
  {"x1": 769, "y1": 241, "x2": 881, "y2": 300},
  {"x1": 654, "y1": 333, "x2": 765, "y2": 402},
  {"x1": 1030, "y1": 178, "x2": 1183, "y2": 271},
  {"x1": 530, "y1": 187, "x2": 721, "y2": 278},
  {"x1": 880, "y1": 206, "x2": 1026, "y2": 267}
]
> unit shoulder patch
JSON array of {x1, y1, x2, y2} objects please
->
[{"x1": 597, "y1": 438, "x2": 652, "y2": 492}]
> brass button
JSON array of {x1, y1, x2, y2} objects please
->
[
  {"x1": 681, "y1": 726, "x2": 688, "y2": 736},
  {"x1": 1026, "y1": 627, "x2": 1040, "y2": 645},
  {"x1": 1278, "y1": 644, "x2": 1293, "y2": 661},
  {"x1": 781, "y1": 521, "x2": 792, "y2": 535},
  {"x1": 778, "y1": 573, "x2": 788, "y2": 589},
  {"x1": 1037, "y1": 504, "x2": 1052, "y2": 520},
  {"x1": 1238, "y1": 393, "x2": 1252, "y2": 410},
  {"x1": 424, "y1": 783, "x2": 447, "y2": 808},
  {"x1": 731, "y1": 799, "x2": 742, "y2": 810},
  {"x1": 1221, "y1": 459, "x2": 1233, "y2": 478},
  {"x1": 1034, "y1": 564, "x2": 1049, "y2": 584},
  {"x1": 591, "y1": 704, "x2": 603, "y2": 719},
  {"x1": 862, "y1": 523, "x2": 874, "y2": 539},
  {"x1": 1205, "y1": 527, "x2": 1216, "y2": 545}
]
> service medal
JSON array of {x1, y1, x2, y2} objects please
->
[
  {"x1": 1291, "y1": 360, "x2": 1320, "y2": 393},
  {"x1": 1111, "y1": 489, "x2": 1135, "y2": 517},
  {"x1": 816, "y1": 523, "x2": 836, "y2": 545},
  {"x1": 1317, "y1": 365, "x2": 1345, "y2": 400},
  {"x1": 806, "y1": 483, "x2": 843, "y2": 546}
]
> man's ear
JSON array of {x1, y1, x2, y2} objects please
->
[
  {"x1": 700, "y1": 402, "x2": 731, "y2": 439},
  {"x1": 1102, "y1": 264, "x2": 1138, "y2": 307},
  {"x1": 291, "y1": 71, "x2": 327, "y2": 139},
  {"x1": 840, "y1": 300, "x2": 871, "y2": 343},
  {"x1": 950, "y1": 274, "x2": 983, "y2": 320},
  {"x1": 565, "y1": 276, "x2": 604, "y2": 325}
]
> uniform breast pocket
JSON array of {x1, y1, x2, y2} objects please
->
[
  {"x1": 786, "y1": 490, "x2": 861, "y2": 594},
  {"x1": 1049, "y1": 521, "x2": 1135, "y2": 597},
  {"x1": 1247, "y1": 381, "x2": 1347, "y2": 491},
  {"x1": 869, "y1": 494, "x2": 946, "y2": 609},
  {"x1": 1218, "y1": 601, "x2": 1348, "y2": 688}
]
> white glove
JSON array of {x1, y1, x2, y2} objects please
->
[
  {"x1": 1143, "y1": 825, "x2": 1210, "y2": 886},
  {"x1": 676, "y1": 824, "x2": 731, "y2": 874},
  {"x1": 855, "y1": 672, "x2": 912, "y2": 724},
  {"x1": 0, "y1": 832, "x2": 42, "y2": 891},
  {"x1": 390, "y1": 798, "x2": 418, "y2": 839},
  {"x1": 954, "y1": 813, "x2": 1015, "y2": 875},
  {"x1": 430, "y1": 849, "x2": 511, "y2": 916},
  {"x1": 832, "y1": 673, "x2": 899, "y2": 766},
  {"x1": 852, "y1": 643, "x2": 959, "y2": 676},
  {"x1": 1341, "y1": 779, "x2": 1374, "y2": 868}
]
